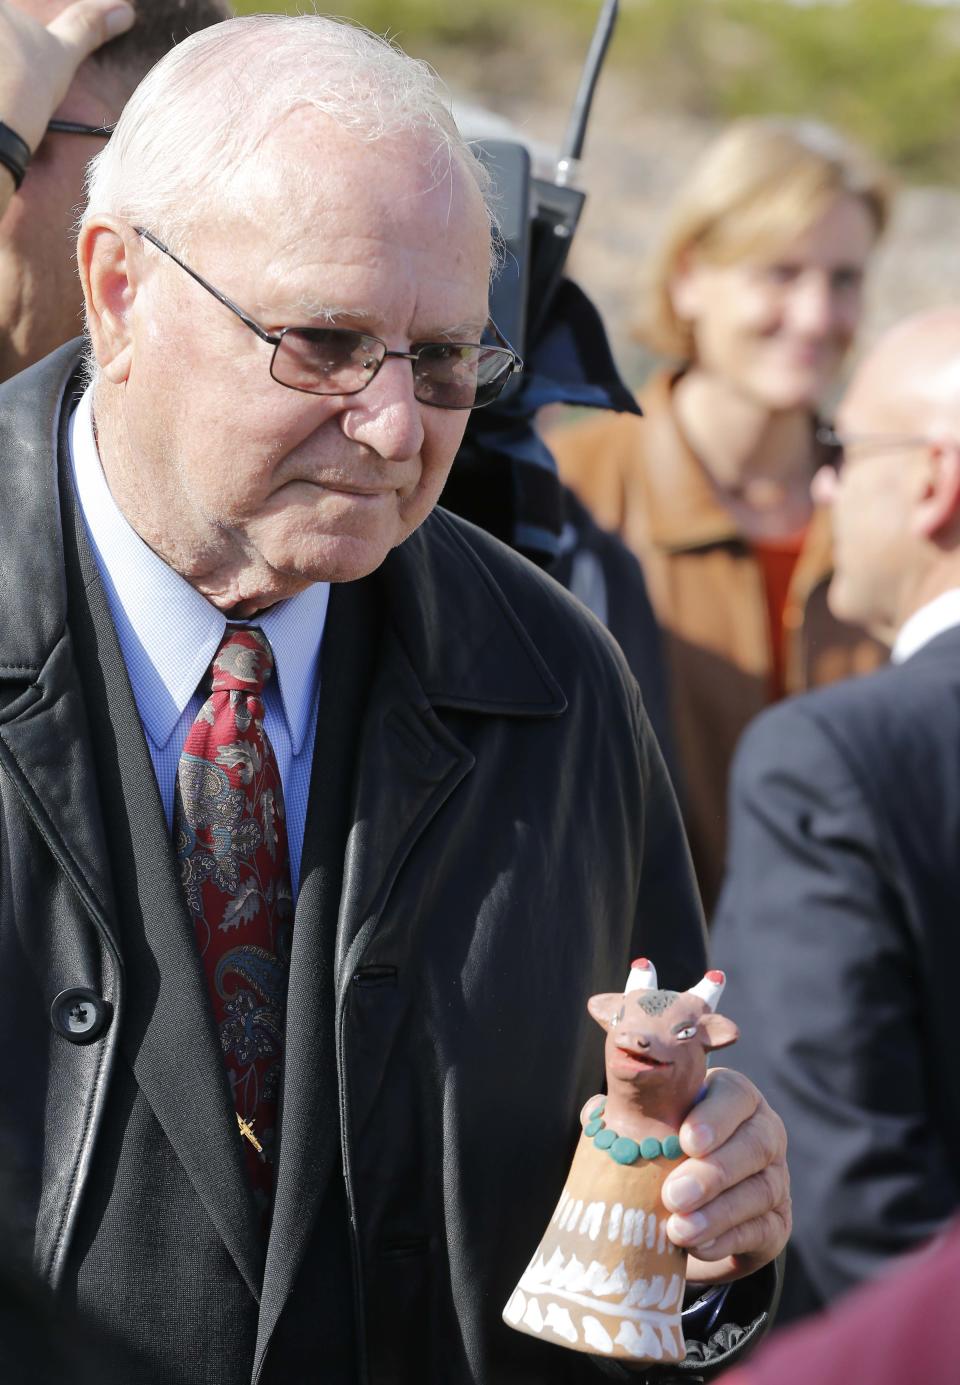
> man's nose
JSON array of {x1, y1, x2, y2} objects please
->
[
  {"x1": 619, "y1": 1031, "x2": 651, "y2": 1049},
  {"x1": 341, "y1": 358, "x2": 426, "y2": 460}
]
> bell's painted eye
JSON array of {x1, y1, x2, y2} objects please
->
[{"x1": 675, "y1": 1025, "x2": 697, "y2": 1040}]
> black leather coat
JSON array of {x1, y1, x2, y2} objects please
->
[{"x1": 0, "y1": 344, "x2": 777, "y2": 1383}]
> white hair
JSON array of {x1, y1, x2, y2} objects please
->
[{"x1": 82, "y1": 13, "x2": 495, "y2": 252}]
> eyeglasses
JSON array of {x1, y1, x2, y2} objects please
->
[
  {"x1": 816, "y1": 424, "x2": 930, "y2": 472},
  {"x1": 136, "y1": 228, "x2": 522, "y2": 411},
  {"x1": 45, "y1": 119, "x2": 116, "y2": 139}
]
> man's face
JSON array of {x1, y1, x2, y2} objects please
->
[
  {"x1": 0, "y1": 0, "x2": 125, "y2": 382},
  {"x1": 674, "y1": 193, "x2": 876, "y2": 410},
  {"x1": 106, "y1": 116, "x2": 492, "y2": 606},
  {"x1": 812, "y1": 375, "x2": 926, "y2": 640}
]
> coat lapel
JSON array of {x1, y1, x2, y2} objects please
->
[
  {"x1": 256, "y1": 514, "x2": 568, "y2": 1370},
  {"x1": 256, "y1": 578, "x2": 381, "y2": 1365},
  {"x1": 59, "y1": 452, "x2": 264, "y2": 1298}
]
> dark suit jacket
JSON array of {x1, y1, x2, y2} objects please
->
[
  {"x1": 0, "y1": 343, "x2": 779, "y2": 1382},
  {"x1": 713, "y1": 628, "x2": 960, "y2": 1323}
]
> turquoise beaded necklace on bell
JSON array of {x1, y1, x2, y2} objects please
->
[{"x1": 584, "y1": 1100, "x2": 684, "y2": 1166}]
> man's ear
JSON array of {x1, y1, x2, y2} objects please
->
[
  {"x1": 77, "y1": 216, "x2": 142, "y2": 385},
  {"x1": 912, "y1": 439, "x2": 960, "y2": 541},
  {"x1": 698, "y1": 1013, "x2": 739, "y2": 1052},
  {"x1": 587, "y1": 993, "x2": 625, "y2": 1033}
]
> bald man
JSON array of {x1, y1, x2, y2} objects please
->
[
  {"x1": 0, "y1": 0, "x2": 229, "y2": 383},
  {"x1": 712, "y1": 307, "x2": 960, "y2": 1327}
]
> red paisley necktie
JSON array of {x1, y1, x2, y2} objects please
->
[{"x1": 173, "y1": 626, "x2": 292, "y2": 1211}]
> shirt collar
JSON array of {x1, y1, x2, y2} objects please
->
[
  {"x1": 892, "y1": 588, "x2": 960, "y2": 665},
  {"x1": 69, "y1": 385, "x2": 329, "y2": 751}
]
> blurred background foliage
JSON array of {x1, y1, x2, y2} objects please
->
[{"x1": 233, "y1": 0, "x2": 960, "y2": 185}]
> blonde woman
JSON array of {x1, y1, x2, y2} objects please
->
[{"x1": 549, "y1": 118, "x2": 891, "y2": 912}]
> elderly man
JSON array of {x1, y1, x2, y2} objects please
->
[
  {"x1": 0, "y1": 0, "x2": 230, "y2": 383},
  {"x1": 0, "y1": 15, "x2": 788, "y2": 1383},
  {"x1": 714, "y1": 307, "x2": 960, "y2": 1325}
]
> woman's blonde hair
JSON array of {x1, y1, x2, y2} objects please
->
[{"x1": 640, "y1": 117, "x2": 894, "y2": 359}]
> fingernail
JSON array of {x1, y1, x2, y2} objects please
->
[
  {"x1": 667, "y1": 1211, "x2": 708, "y2": 1243},
  {"x1": 682, "y1": 1122, "x2": 714, "y2": 1155},
  {"x1": 106, "y1": 4, "x2": 136, "y2": 36},
  {"x1": 662, "y1": 1173, "x2": 702, "y2": 1212}
]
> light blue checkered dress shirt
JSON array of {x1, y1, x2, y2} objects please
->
[{"x1": 69, "y1": 387, "x2": 330, "y2": 897}]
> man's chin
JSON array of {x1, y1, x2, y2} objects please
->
[{"x1": 272, "y1": 528, "x2": 405, "y2": 587}]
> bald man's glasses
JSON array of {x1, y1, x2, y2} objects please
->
[
  {"x1": 816, "y1": 425, "x2": 930, "y2": 472},
  {"x1": 137, "y1": 228, "x2": 522, "y2": 411}
]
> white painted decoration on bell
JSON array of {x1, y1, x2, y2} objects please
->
[
  {"x1": 626, "y1": 1274, "x2": 666, "y2": 1309},
  {"x1": 553, "y1": 1190, "x2": 570, "y2": 1225},
  {"x1": 544, "y1": 1303, "x2": 578, "y2": 1344},
  {"x1": 583, "y1": 1316, "x2": 614, "y2": 1353},
  {"x1": 615, "y1": 1320, "x2": 664, "y2": 1360},
  {"x1": 580, "y1": 1201, "x2": 605, "y2": 1241},
  {"x1": 633, "y1": 1211, "x2": 647, "y2": 1247},
  {"x1": 660, "y1": 1274, "x2": 683, "y2": 1310},
  {"x1": 622, "y1": 1209, "x2": 635, "y2": 1245},
  {"x1": 646, "y1": 1214, "x2": 657, "y2": 1249},
  {"x1": 569, "y1": 1260, "x2": 610, "y2": 1294},
  {"x1": 608, "y1": 1203, "x2": 623, "y2": 1241},
  {"x1": 658, "y1": 1220, "x2": 667, "y2": 1254},
  {"x1": 523, "y1": 1297, "x2": 544, "y2": 1333},
  {"x1": 557, "y1": 1255, "x2": 586, "y2": 1290},
  {"x1": 596, "y1": 1260, "x2": 630, "y2": 1297},
  {"x1": 504, "y1": 1290, "x2": 526, "y2": 1325}
]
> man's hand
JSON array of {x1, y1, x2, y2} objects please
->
[
  {"x1": 661, "y1": 1067, "x2": 791, "y2": 1283},
  {"x1": 0, "y1": 0, "x2": 134, "y2": 153}
]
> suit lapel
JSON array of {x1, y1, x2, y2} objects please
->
[{"x1": 60, "y1": 466, "x2": 264, "y2": 1298}]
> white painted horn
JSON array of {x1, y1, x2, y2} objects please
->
[
  {"x1": 688, "y1": 970, "x2": 726, "y2": 1012},
  {"x1": 624, "y1": 957, "x2": 658, "y2": 994}
]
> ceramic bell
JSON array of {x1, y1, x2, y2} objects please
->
[{"x1": 503, "y1": 959, "x2": 739, "y2": 1364}]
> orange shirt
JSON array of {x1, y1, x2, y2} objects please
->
[{"x1": 751, "y1": 534, "x2": 806, "y2": 701}]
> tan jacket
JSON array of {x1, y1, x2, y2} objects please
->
[{"x1": 547, "y1": 368, "x2": 885, "y2": 913}]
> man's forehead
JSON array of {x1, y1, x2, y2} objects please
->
[
  {"x1": 217, "y1": 117, "x2": 491, "y2": 317},
  {"x1": 256, "y1": 111, "x2": 486, "y2": 228}
]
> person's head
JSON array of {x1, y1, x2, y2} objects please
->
[
  {"x1": 0, "y1": 0, "x2": 232, "y2": 383},
  {"x1": 78, "y1": 15, "x2": 500, "y2": 612},
  {"x1": 812, "y1": 308, "x2": 960, "y2": 643},
  {"x1": 640, "y1": 118, "x2": 892, "y2": 411}
]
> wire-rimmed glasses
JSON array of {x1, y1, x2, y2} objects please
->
[
  {"x1": 46, "y1": 119, "x2": 116, "y2": 139},
  {"x1": 137, "y1": 228, "x2": 522, "y2": 411}
]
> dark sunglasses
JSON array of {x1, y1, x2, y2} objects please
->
[{"x1": 136, "y1": 228, "x2": 522, "y2": 411}]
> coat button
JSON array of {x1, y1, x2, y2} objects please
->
[{"x1": 50, "y1": 988, "x2": 112, "y2": 1045}]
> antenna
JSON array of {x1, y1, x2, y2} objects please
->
[{"x1": 555, "y1": 0, "x2": 619, "y2": 188}]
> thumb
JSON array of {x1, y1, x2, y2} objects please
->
[{"x1": 46, "y1": 0, "x2": 135, "y2": 63}]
